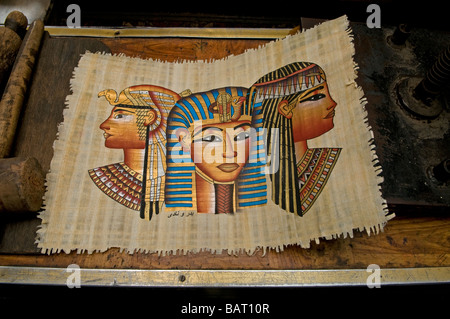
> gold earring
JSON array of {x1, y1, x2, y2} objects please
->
[{"x1": 277, "y1": 100, "x2": 293, "y2": 119}]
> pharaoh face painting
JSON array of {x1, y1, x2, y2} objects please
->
[
  {"x1": 88, "y1": 62, "x2": 340, "y2": 219},
  {"x1": 165, "y1": 87, "x2": 267, "y2": 214},
  {"x1": 189, "y1": 120, "x2": 252, "y2": 183}
]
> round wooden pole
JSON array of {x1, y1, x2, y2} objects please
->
[
  {"x1": 0, "y1": 157, "x2": 45, "y2": 213},
  {"x1": 0, "y1": 11, "x2": 28, "y2": 94},
  {"x1": 0, "y1": 19, "x2": 44, "y2": 158}
]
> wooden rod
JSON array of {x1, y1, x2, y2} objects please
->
[
  {"x1": 0, "y1": 11, "x2": 28, "y2": 96},
  {"x1": 0, "y1": 19, "x2": 44, "y2": 158},
  {"x1": 0, "y1": 157, "x2": 45, "y2": 213}
]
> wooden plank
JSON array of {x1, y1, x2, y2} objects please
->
[
  {"x1": 13, "y1": 33, "x2": 111, "y2": 172},
  {"x1": 0, "y1": 215, "x2": 448, "y2": 270},
  {"x1": 1, "y1": 266, "x2": 449, "y2": 287},
  {"x1": 45, "y1": 27, "x2": 292, "y2": 39},
  {"x1": 99, "y1": 37, "x2": 269, "y2": 61}
]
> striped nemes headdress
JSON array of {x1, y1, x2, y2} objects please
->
[
  {"x1": 98, "y1": 85, "x2": 181, "y2": 220},
  {"x1": 248, "y1": 62, "x2": 327, "y2": 216},
  {"x1": 165, "y1": 87, "x2": 268, "y2": 212}
]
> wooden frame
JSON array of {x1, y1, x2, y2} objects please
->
[{"x1": 1, "y1": 266, "x2": 449, "y2": 287}]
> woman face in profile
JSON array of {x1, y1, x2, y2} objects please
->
[{"x1": 290, "y1": 81, "x2": 337, "y2": 142}]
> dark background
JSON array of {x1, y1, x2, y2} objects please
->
[
  {"x1": 45, "y1": 0, "x2": 450, "y2": 30},
  {"x1": 1, "y1": 284, "x2": 448, "y2": 316}
]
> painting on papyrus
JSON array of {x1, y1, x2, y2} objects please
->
[{"x1": 37, "y1": 16, "x2": 391, "y2": 255}]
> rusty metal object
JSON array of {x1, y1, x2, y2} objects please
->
[
  {"x1": 387, "y1": 24, "x2": 411, "y2": 47},
  {"x1": 414, "y1": 45, "x2": 450, "y2": 101},
  {"x1": 396, "y1": 46, "x2": 450, "y2": 120},
  {"x1": 428, "y1": 159, "x2": 450, "y2": 184},
  {"x1": 396, "y1": 76, "x2": 443, "y2": 119}
]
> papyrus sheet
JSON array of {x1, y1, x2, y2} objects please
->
[{"x1": 37, "y1": 16, "x2": 392, "y2": 255}]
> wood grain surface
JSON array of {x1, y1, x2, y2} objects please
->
[
  {"x1": 100, "y1": 37, "x2": 268, "y2": 61},
  {"x1": 0, "y1": 214, "x2": 448, "y2": 269}
]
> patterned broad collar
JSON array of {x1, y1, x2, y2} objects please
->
[
  {"x1": 88, "y1": 162, "x2": 143, "y2": 211},
  {"x1": 297, "y1": 148, "x2": 341, "y2": 214}
]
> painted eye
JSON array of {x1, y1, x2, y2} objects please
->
[
  {"x1": 114, "y1": 114, "x2": 125, "y2": 119},
  {"x1": 234, "y1": 131, "x2": 250, "y2": 141},
  {"x1": 201, "y1": 135, "x2": 222, "y2": 143},
  {"x1": 301, "y1": 93, "x2": 326, "y2": 103}
]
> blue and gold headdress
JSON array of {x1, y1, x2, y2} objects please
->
[{"x1": 165, "y1": 87, "x2": 268, "y2": 213}]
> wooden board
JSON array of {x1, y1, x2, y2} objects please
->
[
  {"x1": 1, "y1": 214, "x2": 449, "y2": 270},
  {"x1": 100, "y1": 37, "x2": 268, "y2": 61},
  {"x1": 0, "y1": 30, "x2": 449, "y2": 272}
]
